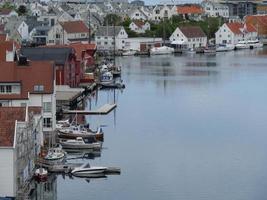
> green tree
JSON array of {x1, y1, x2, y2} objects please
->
[
  {"x1": 17, "y1": 5, "x2": 27, "y2": 16},
  {"x1": 1, "y1": 2, "x2": 15, "y2": 9},
  {"x1": 104, "y1": 14, "x2": 122, "y2": 26}
]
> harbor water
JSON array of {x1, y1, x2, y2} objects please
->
[{"x1": 37, "y1": 48, "x2": 267, "y2": 200}]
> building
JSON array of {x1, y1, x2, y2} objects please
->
[
  {"x1": 0, "y1": 106, "x2": 42, "y2": 199},
  {"x1": 0, "y1": 40, "x2": 19, "y2": 62},
  {"x1": 0, "y1": 60, "x2": 56, "y2": 137},
  {"x1": 129, "y1": 21, "x2": 150, "y2": 33},
  {"x1": 95, "y1": 26, "x2": 128, "y2": 51},
  {"x1": 176, "y1": 5, "x2": 204, "y2": 21},
  {"x1": 47, "y1": 20, "x2": 89, "y2": 45},
  {"x1": 124, "y1": 37, "x2": 163, "y2": 51},
  {"x1": 245, "y1": 15, "x2": 267, "y2": 38},
  {"x1": 215, "y1": 22, "x2": 257, "y2": 45},
  {"x1": 152, "y1": 4, "x2": 176, "y2": 21},
  {"x1": 129, "y1": 8, "x2": 149, "y2": 21},
  {"x1": 169, "y1": 26, "x2": 207, "y2": 50},
  {"x1": 201, "y1": 1, "x2": 229, "y2": 18},
  {"x1": 0, "y1": 8, "x2": 18, "y2": 23}
]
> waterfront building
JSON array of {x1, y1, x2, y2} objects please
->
[
  {"x1": 215, "y1": 22, "x2": 257, "y2": 45},
  {"x1": 169, "y1": 26, "x2": 207, "y2": 50},
  {"x1": 0, "y1": 60, "x2": 56, "y2": 138},
  {"x1": 47, "y1": 20, "x2": 89, "y2": 45},
  {"x1": 176, "y1": 5, "x2": 204, "y2": 21},
  {"x1": 123, "y1": 37, "x2": 163, "y2": 51},
  {"x1": 245, "y1": 15, "x2": 267, "y2": 38},
  {"x1": 201, "y1": 1, "x2": 229, "y2": 18},
  {"x1": 129, "y1": 20, "x2": 150, "y2": 33},
  {"x1": 0, "y1": 106, "x2": 42, "y2": 199},
  {"x1": 95, "y1": 26, "x2": 128, "y2": 51}
]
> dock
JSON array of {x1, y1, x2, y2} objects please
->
[{"x1": 63, "y1": 103, "x2": 117, "y2": 115}]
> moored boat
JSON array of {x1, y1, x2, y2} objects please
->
[
  {"x1": 34, "y1": 168, "x2": 48, "y2": 182},
  {"x1": 247, "y1": 39, "x2": 264, "y2": 49},
  {"x1": 150, "y1": 46, "x2": 174, "y2": 55},
  {"x1": 44, "y1": 147, "x2": 66, "y2": 163},
  {"x1": 216, "y1": 44, "x2": 235, "y2": 52},
  {"x1": 71, "y1": 163, "x2": 107, "y2": 177},
  {"x1": 122, "y1": 49, "x2": 136, "y2": 56},
  {"x1": 60, "y1": 137, "x2": 102, "y2": 150}
]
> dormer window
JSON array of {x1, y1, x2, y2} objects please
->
[
  {"x1": 34, "y1": 85, "x2": 44, "y2": 92},
  {"x1": 0, "y1": 85, "x2": 13, "y2": 93}
]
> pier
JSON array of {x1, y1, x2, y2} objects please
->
[{"x1": 63, "y1": 103, "x2": 117, "y2": 115}]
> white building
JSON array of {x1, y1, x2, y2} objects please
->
[
  {"x1": 0, "y1": 106, "x2": 42, "y2": 198},
  {"x1": 152, "y1": 4, "x2": 176, "y2": 21},
  {"x1": 124, "y1": 37, "x2": 163, "y2": 51},
  {"x1": 129, "y1": 21, "x2": 150, "y2": 33},
  {"x1": 129, "y1": 8, "x2": 149, "y2": 21},
  {"x1": 201, "y1": 1, "x2": 229, "y2": 18},
  {"x1": 0, "y1": 9, "x2": 18, "y2": 23},
  {"x1": 215, "y1": 22, "x2": 257, "y2": 45},
  {"x1": 169, "y1": 26, "x2": 207, "y2": 49},
  {"x1": 95, "y1": 26, "x2": 128, "y2": 50}
]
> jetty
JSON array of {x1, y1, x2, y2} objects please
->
[{"x1": 63, "y1": 103, "x2": 117, "y2": 115}]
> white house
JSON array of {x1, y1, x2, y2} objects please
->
[
  {"x1": 0, "y1": 8, "x2": 18, "y2": 23},
  {"x1": 169, "y1": 26, "x2": 207, "y2": 49},
  {"x1": 0, "y1": 40, "x2": 18, "y2": 62},
  {"x1": 124, "y1": 37, "x2": 163, "y2": 51},
  {"x1": 0, "y1": 106, "x2": 42, "y2": 198},
  {"x1": 95, "y1": 26, "x2": 128, "y2": 50},
  {"x1": 129, "y1": 8, "x2": 149, "y2": 21},
  {"x1": 129, "y1": 21, "x2": 150, "y2": 33},
  {"x1": 215, "y1": 22, "x2": 257, "y2": 45},
  {"x1": 201, "y1": 1, "x2": 229, "y2": 18},
  {"x1": 4, "y1": 17, "x2": 29, "y2": 42},
  {"x1": 152, "y1": 4, "x2": 176, "y2": 21},
  {"x1": 47, "y1": 20, "x2": 89, "y2": 45},
  {"x1": 0, "y1": 60, "x2": 56, "y2": 137}
]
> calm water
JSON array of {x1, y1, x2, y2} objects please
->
[{"x1": 39, "y1": 48, "x2": 267, "y2": 200}]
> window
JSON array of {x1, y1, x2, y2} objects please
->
[
  {"x1": 104, "y1": 42, "x2": 108, "y2": 45},
  {"x1": 0, "y1": 86, "x2": 5, "y2": 93},
  {"x1": 56, "y1": 34, "x2": 60, "y2": 39},
  {"x1": 6, "y1": 85, "x2": 11, "y2": 93},
  {"x1": 21, "y1": 103, "x2": 27, "y2": 107},
  {"x1": 156, "y1": 10, "x2": 160, "y2": 14},
  {"x1": 34, "y1": 85, "x2": 44, "y2": 92},
  {"x1": 43, "y1": 102, "x2": 52, "y2": 113},
  {"x1": 43, "y1": 118, "x2": 52, "y2": 128},
  {"x1": 81, "y1": 33, "x2": 85, "y2": 37},
  {"x1": 0, "y1": 85, "x2": 12, "y2": 93}
]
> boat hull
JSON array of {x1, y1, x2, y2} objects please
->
[
  {"x1": 60, "y1": 142, "x2": 102, "y2": 150},
  {"x1": 57, "y1": 131, "x2": 104, "y2": 141}
]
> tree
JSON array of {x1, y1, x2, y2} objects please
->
[
  {"x1": 17, "y1": 5, "x2": 27, "y2": 16},
  {"x1": 1, "y1": 2, "x2": 15, "y2": 9},
  {"x1": 103, "y1": 14, "x2": 122, "y2": 26}
]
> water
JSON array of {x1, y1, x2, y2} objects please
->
[{"x1": 39, "y1": 48, "x2": 267, "y2": 200}]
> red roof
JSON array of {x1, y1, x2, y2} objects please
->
[
  {"x1": 0, "y1": 61, "x2": 54, "y2": 100},
  {"x1": 226, "y1": 22, "x2": 256, "y2": 34},
  {"x1": 0, "y1": 41, "x2": 14, "y2": 61},
  {"x1": 177, "y1": 5, "x2": 203, "y2": 14},
  {"x1": 0, "y1": 107, "x2": 26, "y2": 147},
  {"x1": 60, "y1": 21, "x2": 89, "y2": 34}
]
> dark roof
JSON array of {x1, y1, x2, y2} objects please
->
[
  {"x1": 95, "y1": 26, "x2": 124, "y2": 37},
  {"x1": 25, "y1": 16, "x2": 48, "y2": 32},
  {"x1": 21, "y1": 47, "x2": 74, "y2": 65},
  {"x1": 179, "y1": 26, "x2": 206, "y2": 38},
  {"x1": 60, "y1": 21, "x2": 89, "y2": 34}
]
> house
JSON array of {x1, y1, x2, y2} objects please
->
[
  {"x1": 47, "y1": 20, "x2": 89, "y2": 45},
  {"x1": 169, "y1": 26, "x2": 207, "y2": 50},
  {"x1": 0, "y1": 40, "x2": 19, "y2": 62},
  {"x1": 201, "y1": 1, "x2": 229, "y2": 18},
  {"x1": 129, "y1": 21, "x2": 150, "y2": 33},
  {"x1": 95, "y1": 26, "x2": 128, "y2": 51},
  {"x1": 0, "y1": 8, "x2": 18, "y2": 23},
  {"x1": 124, "y1": 37, "x2": 163, "y2": 51},
  {"x1": 245, "y1": 15, "x2": 267, "y2": 38},
  {"x1": 129, "y1": 8, "x2": 149, "y2": 21},
  {"x1": 176, "y1": 5, "x2": 204, "y2": 21},
  {"x1": 215, "y1": 22, "x2": 257, "y2": 45},
  {"x1": 0, "y1": 60, "x2": 56, "y2": 137},
  {"x1": 152, "y1": 4, "x2": 176, "y2": 21},
  {"x1": 0, "y1": 106, "x2": 42, "y2": 198},
  {"x1": 257, "y1": 5, "x2": 267, "y2": 14},
  {"x1": 20, "y1": 47, "x2": 80, "y2": 87}
]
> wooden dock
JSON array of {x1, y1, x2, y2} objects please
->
[{"x1": 64, "y1": 103, "x2": 117, "y2": 115}]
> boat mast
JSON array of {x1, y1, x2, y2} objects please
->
[{"x1": 113, "y1": 15, "x2": 116, "y2": 66}]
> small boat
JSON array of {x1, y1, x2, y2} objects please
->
[
  {"x1": 60, "y1": 137, "x2": 102, "y2": 150},
  {"x1": 44, "y1": 147, "x2": 66, "y2": 163},
  {"x1": 56, "y1": 119, "x2": 70, "y2": 129},
  {"x1": 122, "y1": 49, "x2": 136, "y2": 56},
  {"x1": 216, "y1": 44, "x2": 235, "y2": 52},
  {"x1": 150, "y1": 46, "x2": 174, "y2": 55},
  {"x1": 71, "y1": 163, "x2": 107, "y2": 177},
  {"x1": 204, "y1": 46, "x2": 216, "y2": 54},
  {"x1": 235, "y1": 41, "x2": 249, "y2": 50},
  {"x1": 100, "y1": 71, "x2": 114, "y2": 85},
  {"x1": 34, "y1": 168, "x2": 48, "y2": 182},
  {"x1": 247, "y1": 39, "x2": 263, "y2": 49}
]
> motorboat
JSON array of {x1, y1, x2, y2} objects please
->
[
  {"x1": 235, "y1": 41, "x2": 249, "y2": 50},
  {"x1": 56, "y1": 119, "x2": 70, "y2": 129},
  {"x1": 57, "y1": 126, "x2": 104, "y2": 141},
  {"x1": 247, "y1": 39, "x2": 264, "y2": 49},
  {"x1": 204, "y1": 45, "x2": 216, "y2": 54},
  {"x1": 100, "y1": 71, "x2": 114, "y2": 85},
  {"x1": 216, "y1": 44, "x2": 235, "y2": 52},
  {"x1": 44, "y1": 147, "x2": 66, "y2": 163},
  {"x1": 34, "y1": 168, "x2": 48, "y2": 182},
  {"x1": 71, "y1": 163, "x2": 107, "y2": 177},
  {"x1": 122, "y1": 49, "x2": 136, "y2": 56},
  {"x1": 150, "y1": 46, "x2": 174, "y2": 55},
  {"x1": 59, "y1": 137, "x2": 102, "y2": 150}
]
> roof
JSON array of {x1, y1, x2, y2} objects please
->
[
  {"x1": 179, "y1": 26, "x2": 206, "y2": 38},
  {"x1": 226, "y1": 22, "x2": 256, "y2": 34},
  {"x1": 95, "y1": 26, "x2": 124, "y2": 37},
  {"x1": 0, "y1": 61, "x2": 54, "y2": 100},
  {"x1": 60, "y1": 20, "x2": 89, "y2": 33},
  {"x1": 177, "y1": 5, "x2": 203, "y2": 14},
  {"x1": 0, "y1": 33, "x2": 7, "y2": 42},
  {"x1": 0, "y1": 41, "x2": 15, "y2": 61},
  {"x1": 21, "y1": 47, "x2": 74, "y2": 65},
  {"x1": 132, "y1": 20, "x2": 145, "y2": 28},
  {"x1": 0, "y1": 8, "x2": 13, "y2": 15},
  {"x1": 0, "y1": 107, "x2": 26, "y2": 147}
]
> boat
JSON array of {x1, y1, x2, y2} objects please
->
[
  {"x1": 44, "y1": 147, "x2": 66, "y2": 163},
  {"x1": 56, "y1": 119, "x2": 70, "y2": 129},
  {"x1": 57, "y1": 126, "x2": 104, "y2": 141},
  {"x1": 235, "y1": 40, "x2": 249, "y2": 50},
  {"x1": 34, "y1": 168, "x2": 48, "y2": 182},
  {"x1": 247, "y1": 39, "x2": 263, "y2": 49},
  {"x1": 100, "y1": 71, "x2": 114, "y2": 85},
  {"x1": 71, "y1": 163, "x2": 107, "y2": 177},
  {"x1": 150, "y1": 46, "x2": 174, "y2": 55},
  {"x1": 204, "y1": 45, "x2": 216, "y2": 54},
  {"x1": 59, "y1": 137, "x2": 102, "y2": 150},
  {"x1": 122, "y1": 49, "x2": 136, "y2": 56},
  {"x1": 216, "y1": 44, "x2": 235, "y2": 52}
]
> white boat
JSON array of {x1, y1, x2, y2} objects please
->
[
  {"x1": 150, "y1": 46, "x2": 174, "y2": 55},
  {"x1": 34, "y1": 168, "x2": 48, "y2": 181},
  {"x1": 216, "y1": 44, "x2": 235, "y2": 52},
  {"x1": 56, "y1": 119, "x2": 70, "y2": 129},
  {"x1": 60, "y1": 137, "x2": 102, "y2": 150},
  {"x1": 44, "y1": 147, "x2": 66, "y2": 162},
  {"x1": 122, "y1": 49, "x2": 136, "y2": 56},
  {"x1": 247, "y1": 39, "x2": 264, "y2": 49},
  {"x1": 100, "y1": 71, "x2": 114, "y2": 85},
  {"x1": 235, "y1": 41, "x2": 249, "y2": 49},
  {"x1": 71, "y1": 163, "x2": 107, "y2": 177}
]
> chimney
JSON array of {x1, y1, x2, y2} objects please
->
[{"x1": 17, "y1": 55, "x2": 29, "y2": 66}]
